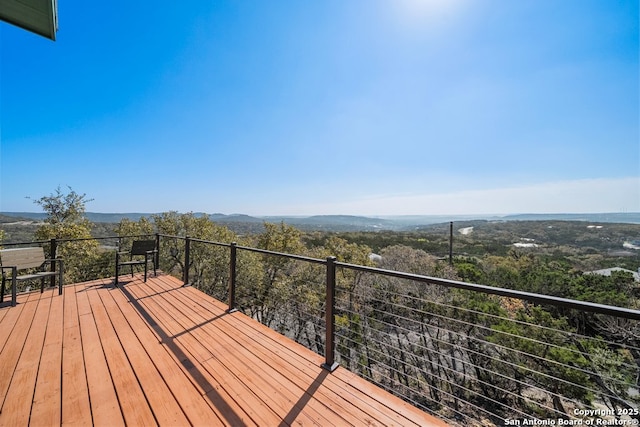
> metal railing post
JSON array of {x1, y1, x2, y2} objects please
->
[
  {"x1": 155, "y1": 233, "x2": 160, "y2": 271},
  {"x1": 50, "y1": 238, "x2": 57, "y2": 289},
  {"x1": 227, "y1": 242, "x2": 238, "y2": 313},
  {"x1": 11, "y1": 267, "x2": 17, "y2": 307},
  {"x1": 449, "y1": 221, "x2": 453, "y2": 266},
  {"x1": 322, "y1": 256, "x2": 339, "y2": 372},
  {"x1": 184, "y1": 236, "x2": 191, "y2": 286}
]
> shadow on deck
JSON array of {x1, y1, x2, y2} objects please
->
[{"x1": 0, "y1": 273, "x2": 448, "y2": 426}]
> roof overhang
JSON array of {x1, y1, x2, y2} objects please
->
[{"x1": 0, "y1": 0, "x2": 58, "y2": 41}]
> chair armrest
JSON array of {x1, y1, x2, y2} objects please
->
[
  {"x1": 1, "y1": 266, "x2": 15, "y2": 279},
  {"x1": 115, "y1": 251, "x2": 129, "y2": 264}
]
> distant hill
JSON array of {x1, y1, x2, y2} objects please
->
[
  {"x1": 2, "y1": 212, "x2": 639, "y2": 233},
  {"x1": 262, "y1": 215, "x2": 397, "y2": 231},
  {"x1": 501, "y1": 213, "x2": 640, "y2": 223},
  {"x1": 209, "y1": 213, "x2": 264, "y2": 223},
  {"x1": 0, "y1": 212, "x2": 154, "y2": 223},
  {"x1": 2, "y1": 212, "x2": 639, "y2": 255}
]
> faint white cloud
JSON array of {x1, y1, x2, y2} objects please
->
[{"x1": 274, "y1": 177, "x2": 640, "y2": 216}]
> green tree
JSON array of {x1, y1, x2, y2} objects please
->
[
  {"x1": 30, "y1": 186, "x2": 92, "y2": 226},
  {"x1": 31, "y1": 187, "x2": 102, "y2": 283},
  {"x1": 455, "y1": 257, "x2": 486, "y2": 283},
  {"x1": 248, "y1": 222, "x2": 305, "y2": 326},
  {"x1": 488, "y1": 305, "x2": 592, "y2": 417},
  {"x1": 115, "y1": 217, "x2": 154, "y2": 248},
  {"x1": 150, "y1": 212, "x2": 239, "y2": 296}
]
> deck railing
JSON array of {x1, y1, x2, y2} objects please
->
[{"x1": 2, "y1": 235, "x2": 639, "y2": 426}]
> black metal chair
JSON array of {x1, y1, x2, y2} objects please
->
[
  {"x1": 115, "y1": 240, "x2": 157, "y2": 285},
  {"x1": 0, "y1": 247, "x2": 64, "y2": 306}
]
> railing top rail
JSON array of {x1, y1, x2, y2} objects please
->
[
  {"x1": 0, "y1": 240, "x2": 50, "y2": 247},
  {"x1": 235, "y1": 244, "x2": 326, "y2": 265},
  {"x1": 336, "y1": 261, "x2": 640, "y2": 320},
  {"x1": 1, "y1": 234, "x2": 154, "y2": 246},
  {"x1": 189, "y1": 237, "x2": 230, "y2": 248},
  {"x1": 157, "y1": 233, "x2": 184, "y2": 240},
  {"x1": 57, "y1": 234, "x2": 154, "y2": 243},
  {"x1": 157, "y1": 234, "x2": 325, "y2": 264}
]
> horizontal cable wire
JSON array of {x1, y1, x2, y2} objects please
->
[
  {"x1": 347, "y1": 282, "x2": 640, "y2": 357},
  {"x1": 341, "y1": 354, "x2": 478, "y2": 425},
  {"x1": 336, "y1": 303, "x2": 628, "y2": 411},
  {"x1": 336, "y1": 343, "x2": 529, "y2": 423},
  {"x1": 345, "y1": 353, "x2": 525, "y2": 425},
  {"x1": 339, "y1": 292, "x2": 636, "y2": 392},
  {"x1": 335, "y1": 298, "x2": 624, "y2": 416},
  {"x1": 335, "y1": 327, "x2": 564, "y2": 420},
  {"x1": 337, "y1": 324, "x2": 573, "y2": 417}
]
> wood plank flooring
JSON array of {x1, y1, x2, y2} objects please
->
[{"x1": 0, "y1": 273, "x2": 448, "y2": 426}]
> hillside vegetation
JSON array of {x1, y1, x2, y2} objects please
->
[
  {"x1": 2, "y1": 199, "x2": 640, "y2": 424},
  {"x1": 2, "y1": 213, "x2": 639, "y2": 274}
]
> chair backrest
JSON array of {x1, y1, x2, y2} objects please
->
[
  {"x1": 0, "y1": 247, "x2": 46, "y2": 270},
  {"x1": 130, "y1": 240, "x2": 156, "y2": 256}
]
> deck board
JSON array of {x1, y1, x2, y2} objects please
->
[
  {"x1": 145, "y1": 279, "x2": 334, "y2": 426},
  {"x1": 85, "y1": 284, "x2": 157, "y2": 427},
  {"x1": 61, "y1": 279, "x2": 93, "y2": 427},
  {"x1": 155, "y1": 281, "x2": 385, "y2": 426},
  {"x1": 0, "y1": 292, "x2": 41, "y2": 415},
  {"x1": 97, "y1": 282, "x2": 191, "y2": 426},
  {"x1": 165, "y1": 280, "x2": 419, "y2": 426},
  {"x1": 106, "y1": 281, "x2": 222, "y2": 427},
  {"x1": 2, "y1": 290, "x2": 52, "y2": 426},
  {"x1": 122, "y1": 277, "x2": 262, "y2": 426},
  {"x1": 0, "y1": 273, "x2": 448, "y2": 427},
  {"x1": 30, "y1": 288, "x2": 63, "y2": 426},
  {"x1": 76, "y1": 288, "x2": 124, "y2": 427},
  {"x1": 174, "y1": 285, "x2": 385, "y2": 420},
  {"x1": 136, "y1": 281, "x2": 308, "y2": 424}
]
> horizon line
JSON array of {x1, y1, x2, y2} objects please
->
[{"x1": 2, "y1": 211, "x2": 639, "y2": 218}]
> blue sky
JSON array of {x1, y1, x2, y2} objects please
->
[{"x1": 1, "y1": 0, "x2": 638, "y2": 216}]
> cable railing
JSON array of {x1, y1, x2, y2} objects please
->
[{"x1": 1, "y1": 234, "x2": 638, "y2": 426}]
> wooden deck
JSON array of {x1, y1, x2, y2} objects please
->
[{"x1": 0, "y1": 273, "x2": 448, "y2": 426}]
